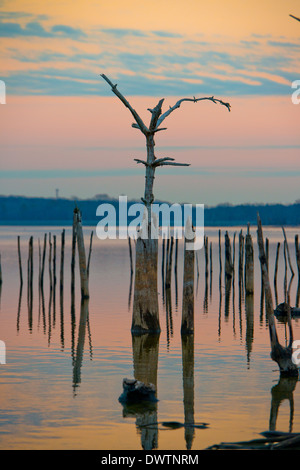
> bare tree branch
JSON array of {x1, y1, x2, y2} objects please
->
[
  {"x1": 100, "y1": 74, "x2": 149, "y2": 135},
  {"x1": 134, "y1": 158, "x2": 149, "y2": 166},
  {"x1": 156, "y1": 161, "x2": 190, "y2": 167},
  {"x1": 290, "y1": 14, "x2": 300, "y2": 22},
  {"x1": 156, "y1": 95, "x2": 231, "y2": 128}
]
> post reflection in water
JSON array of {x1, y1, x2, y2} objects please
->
[
  {"x1": 72, "y1": 298, "x2": 90, "y2": 395},
  {"x1": 121, "y1": 333, "x2": 160, "y2": 451},
  {"x1": 245, "y1": 293, "x2": 254, "y2": 368},
  {"x1": 269, "y1": 376, "x2": 298, "y2": 433},
  {"x1": 181, "y1": 334, "x2": 195, "y2": 450}
]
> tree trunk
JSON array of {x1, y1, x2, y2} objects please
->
[
  {"x1": 257, "y1": 215, "x2": 298, "y2": 377},
  {"x1": 132, "y1": 236, "x2": 160, "y2": 334}
]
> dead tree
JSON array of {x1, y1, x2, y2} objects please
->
[
  {"x1": 100, "y1": 74, "x2": 230, "y2": 333},
  {"x1": 257, "y1": 214, "x2": 298, "y2": 377}
]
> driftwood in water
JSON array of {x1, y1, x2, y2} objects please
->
[
  {"x1": 244, "y1": 224, "x2": 254, "y2": 295},
  {"x1": 181, "y1": 218, "x2": 195, "y2": 335},
  {"x1": 257, "y1": 214, "x2": 298, "y2": 377}
]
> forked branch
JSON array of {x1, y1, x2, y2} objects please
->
[
  {"x1": 156, "y1": 95, "x2": 231, "y2": 128},
  {"x1": 100, "y1": 74, "x2": 149, "y2": 135}
]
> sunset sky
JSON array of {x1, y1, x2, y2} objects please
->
[{"x1": 0, "y1": 0, "x2": 299, "y2": 205}]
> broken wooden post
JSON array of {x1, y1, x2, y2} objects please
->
[
  {"x1": 71, "y1": 210, "x2": 77, "y2": 298},
  {"x1": 244, "y1": 224, "x2": 254, "y2": 295},
  {"x1": 296, "y1": 235, "x2": 300, "y2": 308},
  {"x1": 87, "y1": 230, "x2": 93, "y2": 279},
  {"x1": 165, "y1": 236, "x2": 174, "y2": 289},
  {"x1": 282, "y1": 227, "x2": 295, "y2": 278},
  {"x1": 100, "y1": 73, "x2": 230, "y2": 331},
  {"x1": 48, "y1": 233, "x2": 53, "y2": 292},
  {"x1": 232, "y1": 231, "x2": 236, "y2": 283},
  {"x1": 27, "y1": 236, "x2": 33, "y2": 324},
  {"x1": 53, "y1": 235, "x2": 57, "y2": 288},
  {"x1": 74, "y1": 208, "x2": 89, "y2": 300},
  {"x1": 17, "y1": 235, "x2": 23, "y2": 287},
  {"x1": 128, "y1": 236, "x2": 133, "y2": 276},
  {"x1": 238, "y1": 229, "x2": 244, "y2": 287},
  {"x1": 181, "y1": 333, "x2": 195, "y2": 450},
  {"x1": 181, "y1": 218, "x2": 195, "y2": 335},
  {"x1": 224, "y1": 231, "x2": 233, "y2": 283},
  {"x1": 40, "y1": 233, "x2": 47, "y2": 290},
  {"x1": 257, "y1": 214, "x2": 298, "y2": 377}
]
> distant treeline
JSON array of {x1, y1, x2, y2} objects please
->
[{"x1": 0, "y1": 196, "x2": 299, "y2": 227}]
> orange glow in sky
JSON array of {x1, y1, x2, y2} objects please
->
[{"x1": 0, "y1": 0, "x2": 299, "y2": 204}]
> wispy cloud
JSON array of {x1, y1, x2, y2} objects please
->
[{"x1": 1, "y1": 10, "x2": 298, "y2": 97}]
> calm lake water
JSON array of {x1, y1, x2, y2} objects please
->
[{"x1": 0, "y1": 225, "x2": 300, "y2": 450}]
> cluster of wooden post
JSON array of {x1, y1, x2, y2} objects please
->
[{"x1": 16, "y1": 207, "x2": 93, "y2": 332}]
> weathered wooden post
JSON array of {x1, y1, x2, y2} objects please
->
[
  {"x1": 295, "y1": 235, "x2": 300, "y2": 307},
  {"x1": 131, "y1": 333, "x2": 160, "y2": 450},
  {"x1": 0, "y1": 253, "x2": 2, "y2": 286},
  {"x1": 100, "y1": 74, "x2": 230, "y2": 333},
  {"x1": 244, "y1": 224, "x2": 254, "y2": 295},
  {"x1": 238, "y1": 229, "x2": 244, "y2": 287},
  {"x1": 87, "y1": 230, "x2": 93, "y2": 279},
  {"x1": 132, "y1": 237, "x2": 160, "y2": 334},
  {"x1": 224, "y1": 231, "x2": 233, "y2": 283},
  {"x1": 274, "y1": 242, "x2": 280, "y2": 294},
  {"x1": 71, "y1": 210, "x2": 77, "y2": 298},
  {"x1": 128, "y1": 237, "x2": 134, "y2": 276},
  {"x1": 257, "y1": 214, "x2": 298, "y2": 377},
  {"x1": 165, "y1": 236, "x2": 174, "y2": 289},
  {"x1": 232, "y1": 231, "x2": 236, "y2": 283},
  {"x1": 60, "y1": 229, "x2": 65, "y2": 294},
  {"x1": 181, "y1": 218, "x2": 195, "y2": 335},
  {"x1": 40, "y1": 233, "x2": 47, "y2": 290},
  {"x1": 17, "y1": 235, "x2": 23, "y2": 287},
  {"x1": 282, "y1": 227, "x2": 295, "y2": 278},
  {"x1": 74, "y1": 208, "x2": 89, "y2": 300},
  {"x1": 181, "y1": 333, "x2": 195, "y2": 450}
]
